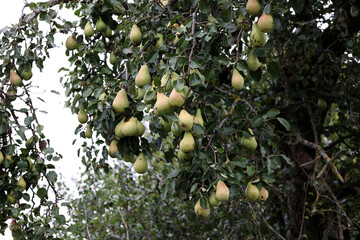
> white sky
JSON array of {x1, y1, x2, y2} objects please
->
[{"x1": 1, "y1": 1, "x2": 83, "y2": 238}]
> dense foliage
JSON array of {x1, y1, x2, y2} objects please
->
[{"x1": 0, "y1": 0, "x2": 360, "y2": 239}]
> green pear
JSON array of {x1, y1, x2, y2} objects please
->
[
  {"x1": 216, "y1": 180, "x2": 230, "y2": 202},
  {"x1": 108, "y1": 140, "x2": 119, "y2": 158},
  {"x1": 246, "y1": 50, "x2": 261, "y2": 72},
  {"x1": 231, "y1": 68, "x2": 244, "y2": 90},
  {"x1": 250, "y1": 23, "x2": 267, "y2": 48},
  {"x1": 237, "y1": 13, "x2": 251, "y2": 31},
  {"x1": 65, "y1": 36, "x2": 77, "y2": 50},
  {"x1": 178, "y1": 109, "x2": 194, "y2": 132},
  {"x1": 78, "y1": 107, "x2": 88, "y2": 124},
  {"x1": 84, "y1": 21, "x2": 95, "y2": 37},
  {"x1": 7, "y1": 88, "x2": 17, "y2": 101},
  {"x1": 10, "y1": 69, "x2": 22, "y2": 86},
  {"x1": 317, "y1": 98, "x2": 327, "y2": 110},
  {"x1": 121, "y1": 117, "x2": 138, "y2": 137},
  {"x1": 115, "y1": 117, "x2": 126, "y2": 138},
  {"x1": 102, "y1": 25, "x2": 112, "y2": 38},
  {"x1": 7, "y1": 190, "x2": 16, "y2": 204},
  {"x1": 156, "y1": 33, "x2": 164, "y2": 48},
  {"x1": 21, "y1": 69, "x2": 32, "y2": 80},
  {"x1": 17, "y1": 176, "x2": 26, "y2": 191},
  {"x1": 177, "y1": 149, "x2": 193, "y2": 161},
  {"x1": 154, "y1": 93, "x2": 172, "y2": 114},
  {"x1": 246, "y1": 0, "x2": 260, "y2": 16},
  {"x1": 160, "y1": 117, "x2": 172, "y2": 132},
  {"x1": 27, "y1": 156, "x2": 33, "y2": 170},
  {"x1": 114, "y1": 4, "x2": 126, "y2": 15},
  {"x1": 25, "y1": 135, "x2": 38, "y2": 149},
  {"x1": 122, "y1": 151, "x2": 134, "y2": 163},
  {"x1": 161, "y1": 72, "x2": 172, "y2": 92},
  {"x1": 194, "y1": 198, "x2": 210, "y2": 218},
  {"x1": 112, "y1": 89, "x2": 129, "y2": 113},
  {"x1": 133, "y1": 152, "x2": 148, "y2": 174},
  {"x1": 96, "y1": 18, "x2": 106, "y2": 32},
  {"x1": 0, "y1": 151, "x2": 3, "y2": 165},
  {"x1": 209, "y1": 191, "x2": 221, "y2": 207},
  {"x1": 135, "y1": 87, "x2": 145, "y2": 100},
  {"x1": 5, "y1": 154, "x2": 14, "y2": 164},
  {"x1": 135, "y1": 64, "x2": 151, "y2": 87},
  {"x1": 180, "y1": 132, "x2": 195, "y2": 153},
  {"x1": 130, "y1": 24, "x2": 142, "y2": 44},
  {"x1": 194, "y1": 108, "x2": 204, "y2": 126},
  {"x1": 85, "y1": 124, "x2": 93, "y2": 138},
  {"x1": 99, "y1": 92, "x2": 106, "y2": 101},
  {"x1": 258, "y1": 13, "x2": 274, "y2": 33},
  {"x1": 246, "y1": 182, "x2": 260, "y2": 201},
  {"x1": 169, "y1": 88, "x2": 185, "y2": 108},
  {"x1": 110, "y1": 51, "x2": 117, "y2": 65},
  {"x1": 171, "y1": 122, "x2": 181, "y2": 136},
  {"x1": 259, "y1": 187, "x2": 269, "y2": 201},
  {"x1": 136, "y1": 119, "x2": 145, "y2": 137},
  {"x1": 241, "y1": 128, "x2": 258, "y2": 152}
]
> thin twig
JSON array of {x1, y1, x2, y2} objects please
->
[
  {"x1": 298, "y1": 179, "x2": 309, "y2": 240},
  {"x1": 118, "y1": 208, "x2": 130, "y2": 240}
]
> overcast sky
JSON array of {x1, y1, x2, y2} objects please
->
[{"x1": 0, "y1": 1, "x2": 83, "y2": 238}]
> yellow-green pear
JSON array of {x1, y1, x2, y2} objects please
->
[
  {"x1": 241, "y1": 128, "x2": 258, "y2": 152},
  {"x1": 154, "y1": 93, "x2": 172, "y2": 114},
  {"x1": 250, "y1": 23, "x2": 267, "y2": 48},
  {"x1": 65, "y1": 36, "x2": 77, "y2": 50},
  {"x1": 25, "y1": 135, "x2": 37, "y2": 149},
  {"x1": 0, "y1": 151, "x2": 3, "y2": 165},
  {"x1": 156, "y1": 33, "x2": 164, "y2": 48},
  {"x1": 136, "y1": 119, "x2": 145, "y2": 137},
  {"x1": 160, "y1": 117, "x2": 172, "y2": 132},
  {"x1": 216, "y1": 180, "x2": 230, "y2": 202},
  {"x1": 84, "y1": 21, "x2": 95, "y2": 37},
  {"x1": 178, "y1": 109, "x2": 194, "y2": 132},
  {"x1": 317, "y1": 98, "x2": 327, "y2": 110},
  {"x1": 258, "y1": 13, "x2": 274, "y2": 33},
  {"x1": 246, "y1": 182, "x2": 260, "y2": 201},
  {"x1": 114, "y1": 4, "x2": 126, "y2": 15},
  {"x1": 21, "y1": 69, "x2": 32, "y2": 80},
  {"x1": 259, "y1": 187, "x2": 269, "y2": 201},
  {"x1": 7, "y1": 190, "x2": 16, "y2": 203},
  {"x1": 10, "y1": 69, "x2": 22, "y2": 86},
  {"x1": 231, "y1": 68, "x2": 244, "y2": 90},
  {"x1": 112, "y1": 89, "x2": 129, "y2": 113},
  {"x1": 115, "y1": 117, "x2": 126, "y2": 138},
  {"x1": 17, "y1": 176, "x2": 26, "y2": 191},
  {"x1": 121, "y1": 117, "x2": 138, "y2": 137},
  {"x1": 180, "y1": 132, "x2": 195, "y2": 153},
  {"x1": 7, "y1": 88, "x2": 17, "y2": 101},
  {"x1": 246, "y1": 0, "x2": 260, "y2": 16},
  {"x1": 135, "y1": 64, "x2": 151, "y2": 87},
  {"x1": 99, "y1": 92, "x2": 106, "y2": 101},
  {"x1": 122, "y1": 151, "x2": 134, "y2": 162},
  {"x1": 85, "y1": 124, "x2": 93, "y2": 138},
  {"x1": 27, "y1": 156, "x2": 33, "y2": 170},
  {"x1": 133, "y1": 152, "x2": 148, "y2": 174},
  {"x1": 177, "y1": 149, "x2": 193, "y2": 161},
  {"x1": 237, "y1": 13, "x2": 251, "y2": 31},
  {"x1": 169, "y1": 88, "x2": 185, "y2": 108},
  {"x1": 161, "y1": 72, "x2": 172, "y2": 92},
  {"x1": 194, "y1": 198, "x2": 210, "y2": 218},
  {"x1": 246, "y1": 50, "x2": 261, "y2": 72},
  {"x1": 5, "y1": 154, "x2": 14, "y2": 164},
  {"x1": 102, "y1": 25, "x2": 112, "y2": 38},
  {"x1": 171, "y1": 122, "x2": 181, "y2": 136},
  {"x1": 209, "y1": 191, "x2": 221, "y2": 207},
  {"x1": 110, "y1": 51, "x2": 117, "y2": 65},
  {"x1": 193, "y1": 108, "x2": 204, "y2": 126},
  {"x1": 96, "y1": 18, "x2": 106, "y2": 32},
  {"x1": 130, "y1": 24, "x2": 142, "y2": 44},
  {"x1": 160, "y1": 0, "x2": 169, "y2": 6},
  {"x1": 78, "y1": 107, "x2": 88, "y2": 124},
  {"x1": 135, "y1": 87, "x2": 145, "y2": 100},
  {"x1": 108, "y1": 140, "x2": 119, "y2": 158}
]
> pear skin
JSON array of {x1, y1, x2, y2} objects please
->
[
  {"x1": 259, "y1": 187, "x2": 269, "y2": 201},
  {"x1": 65, "y1": 36, "x2": 77, "y2": 50},
  {"x1": 246, "y1": 0, "x2": 260, "y2": 16},
  {"x1": 115, "y1": 117, "x2": 126, "y2": 138},
  {"x1": 237, "y1": 13, "x2": 251, "y2": 31},
  {"x1": 246, "y1": 50, "x2": 261, "y2": 72},
  {"x1": 10, "y1": 69, "x2": 22, "y2": 86},
  {"x1": 258, "y1": 13, "x2": 274, "y2": 33},
  {"x1": 136, "y1": 119, "x2": 145, "y2": 137},
  {"x1": 194, "y1": 198, "x2": 210, "y2": 218},
  {"x1": 78, "y1": 107, "x2": 88, "y2": 124},
  {"x1": 216, "y1": 180, "x2": 230, "y2": 202},
  {"x1": 134, "y1": 152, "x2": 148, "y2": 174},
  {"x1": 102, "y1": 25, "x2": 112, "y2": 38},
  {"x1": 193, "y1": 108, "x2": 204, "y2": 126},
  {"x1": 250, "y1": 23, "x2": 267, "y2": 48},
  {"x1": 154, "y1": 93, "x2": 172, "y2": 114},
  {"x1": 0, "y1": 151, "x2": 3, "y2": 165},
  {"x1": 135, "y1": 87, "x2": 146, "y2": 100},
  {"x1": 85, "y1": 124, "x2": 93, "y2": 138},
  {"x1": 241, "y1": 128, "x2": 257, "y2": 152},
  {"x1": 121, "y1": 117, "x2": 138, "y2": 137},
  {"x1": 169, "y1": 88, "x2": 185, "y2": 108},
  {"x1": 96, "y1": 18, "x2": 106, "y2": 32},
  {"x1": 135, "y1": 64, "x2": 151, "y2": 87},
  {"x1": 130, "y1": 24, "x2": 142, "y2": 44},
  {"x1": 110, "y1": 51, "x2": 117, "y2": 65},
  {"x1": 231, "y1": 69, "x2": 244, "y2": 90},
  {"x1": 177, "y1": 149, "x2": 193, "y2": 161},
  {"x1": 109, "y1": 140, "x2": 119, "y2": 158},
  {"x1": 17, "y1": 176, "x2": 26, "y2": 191},
  {"x1": 84, "y1": 21, "x2": 95, "y2": 37},
  {"x1": 246, "y1": 182, "x2": 260, "y2": 201},
  {"x1": 209, "y1": 191, "x2": 221, "y2": 207},
  {"x1": 112, "y1": 89, "x2": 129, "y2": 113},
  {"x1": 156, "y1": 33, "x2": 164, "y2": 48},
  {"x1": 178, "y1": 109, "x2": 194, "y2": 132},
  {"x1": 7, "y1": 190, "x2": 16, "y2": 204},
  {"x1": 122, "y1": 151, "x2": 134, "y2": 163},
  {"x1": 21, "y1": 69, "x2": 32, "y2": 80},
  {"x1": 180, "y1": 132, "x2": 195, "y2": 153}
]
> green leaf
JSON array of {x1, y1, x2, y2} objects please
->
[
  {"x1": 200, "y1": 196, "x2": 207, "y2": 209},
  {"x1": 277, "y1": 117, "x2": 291, "y2": 131},
  {"x1": 136, "y1": 102, "x2": 147, "y2": 111},
  {"x1": 281, "y1": 154, "x2": 294, "y2": 166},
  {"x1": 265, "y1": 109, "x2": 280, "y2": 118},
  {"x1": 193, "y1": 124, "x2": 204, "y2": 135},
  {"x1": 167, "y1": 169, "x2": 181, "y2": 179},
  {"x1": 290, "y1": 0, "x2": 304, "y2": 14},
  {"x1": 190, "y1": 183, "x2": 198, "y2": 193},
  {"x1": 47, "y1": 171, "x2": 57, "y2": 183},
  {"x1": 267, "y1": 61, "x2": 280, "y2": 80},
  {"x1": 246, "y1": 166, "x2": 255, "y2": 176},
  {"x1": 37, "y1": 188, "x2": 47, "y2": 198}
]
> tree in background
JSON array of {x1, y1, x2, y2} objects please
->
[{"x1": 0, "y1": 0, "x2": 360, "y2": 239}]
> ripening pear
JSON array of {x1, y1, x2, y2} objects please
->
[
  {"x1": 122, "y1": 151, "x2": 134, "y2": 163},
  {"x1": 5, "y1": 154, "x2": 14, "y2": 164},
  {"x1": 178, "y1": 109, "x2": 194, "y2": 132},
  {"x1": 193, "y1": 108, "x2": 204, "y2": 127},
  {"x1": 7, "y1": 190, "x2": 16, "y2": 203},
  {"x1": 231, "y1": 68, "x2": 244, "y2": 90},
  {"x1": 133, "y1": 152, "x2": 148, "y2": 174},
  {"x1": 241, "y1": 128, "x2": 258, "y2": 152},
  {"x1": 237, "y1": 13, "x2": 251, "y2": 31},
  {"x1": 102, "y1": 25, "x2": 112, "y2": 38},
  {"x1": 21, "y1": 69, "x2": 32, "y2": 80},
  {"x1": 110, "y1": 51, "x2": 117, "y2": 65},
  {"x1": 130, "y1": 24, "x2": 142, "y2": 44},
  {"x1": 156, "y1": 33, "x2": 164, "y2": 48},
  {"x1": 96, "y1": 18, "x2": 106, "y2": 32},
  {"x1": 216, "y1": 180, "x2": 230, "y2": 202},
  {"x1": 169, "y1": 88, "x2": 185, "y2": 108},
  {"x1": 25, "y1": 135, "x2": 37, "y2": 149},
  {"x1": 209, "y1": 191, "x2": 221, "y2": 207},
  {"x1": 136, "y1": 119, "x2": 145, "y2": 137},
  {"x1": 10, "y1": 69, "x2": 22, "y2": 86},
  {"x1": 160, "y1": 117, "x2": 172, "y2": 132},
  {"x1": 250, "y1": 23, "x2": 267, "y2": 48},
  {"x1": 108, "y1": 140, "x2": 119, "y2": 158},
  {"x1": 17, "y1": 176, "x2": 26, "y2": 191},
  {"x1": 246, "y1": 182, "x2": 260, "y2": 201},
  {"x1": 258, "y1": 13, "x2": 274, "y2": 33},
  {"x1": 246, "y1": 50, "x2": 261, "y2": 72},
  {"x1": 98, "y1": 92, "x2": 106, "y2": 101},
  {"x1": 154, "y1": 93, "x2": 172, "y2": 114},
  {"x1": 135, "y1": 64, "x2": 151, "y2": 87},
  {"x1": 7, "y1": 88, "x2": 17, "y2": 101},
  {"x1": 112, "y1": 89, "x2": 129, "y2": 113},
  {"x1": 194, "y1": 198, "x2": 210, "y2": 218},
  {"x1": 84, "y1": 21, "x2": 95, "y2": 37},
  {"x1": 65, "y1": 36, "x2": 77, "y2": 50},
  {"x1": 85, "y1": 124, "x2": 93, "y2": 138},
  {"x1": 246, "y1": 0, "x2": 260, "y2": 16},
  {"x1": 122, "y1": 117, "x2": 138, "y2": 137},
  {"x1": 78, "y1": 107, "x2": 88, "y2": 124},
  {"x1": 317, "y1": 98, "x2": 327, "y2": 110},
  {"x1": 171, "y1": 122, "x2": 181, "y2": 136},
  {"x1": 135, "y1": 88, "x2": 145, "y2": 100},
  {"x1": 259, "y1": 187, "x2": 269, "y2": 201},
  {"x1": 9, "y1": 220, "x2": 19, "y2": 232},
  {"x1": 115, "y1": 117, "x2": 126, "y2": 138},
  {"x1": 0, "y1": 151, "x2": 3, "y2": 165},
  {"x1": 161, "y1": 72, "x2": 172, "y2": 92},
  {"x1": 27, "y1": 156, "x2": 33, "y2": 170},
  {"x1": 180, "y1": 132, "x2": 195, "y2": 153},
  {"x1": 177, "y1": 149, "x2": 193, "y2": 161}
]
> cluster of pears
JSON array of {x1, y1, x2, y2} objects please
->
[
  {"x1": 195, "y1": 180, "x2": 230, "y2": 218},
  {"x1": 245, "y1": 181, "x2": 269, "y2": 202},
  {"x1": 9, "y1": 66, "x2": 33, "y2": 87}
]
